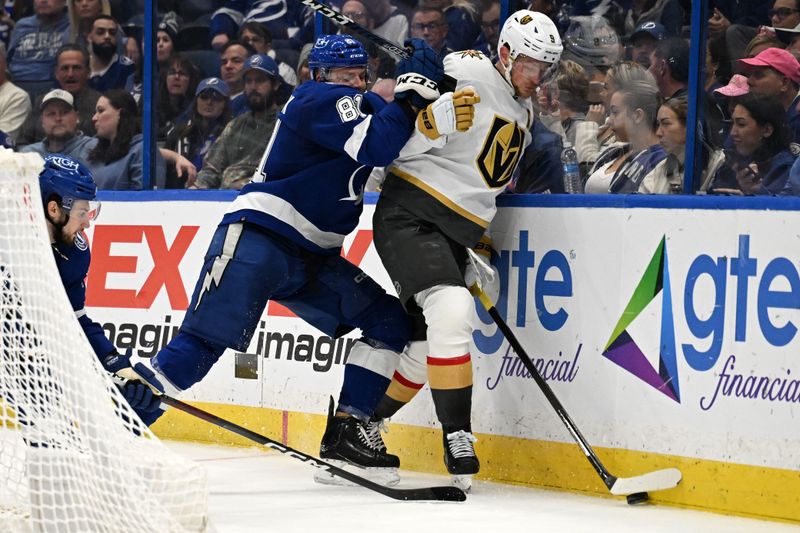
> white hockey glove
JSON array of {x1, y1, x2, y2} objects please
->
[
  {"x1": 103, "y1": 349, "x2": 165, "y2": 413},
  {"x1": 417, "y1": 86, "x2": 480, "y2": 141},
  {"x1": 465, "y1": 236, "x2": 500, "y2": 305}
]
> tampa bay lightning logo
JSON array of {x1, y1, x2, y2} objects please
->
[
  {"x1": 339, "y1": 165, "x2": 366, "y2": 205},
  {"x1": 74, "y1": 231, "x2": 88, "y2": 251}
]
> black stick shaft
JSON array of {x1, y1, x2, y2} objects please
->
[
  {"x1": 293, "y1": 0, "x2": 458, "y2": 92},
  {"x1": 159, "y1": 395, "x2": 466, "y2": 502},
  {"x1": 471, "y1": 287, "x2": 616, "y2": 489},
  {"x1": 296, "y1": 0, "x2": 410, "y2": 59}
]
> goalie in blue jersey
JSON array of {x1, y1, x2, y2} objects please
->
[
  {"x1": 40, "y1": 154, "x2": 164, "y2": 424},
  {"x1": 142, "y1": 35, "x2": 480, "y2": 481}
]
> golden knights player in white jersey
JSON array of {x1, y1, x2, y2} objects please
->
[{"x1": 370, "y1": 10, "x2": 563, "y2": 490}]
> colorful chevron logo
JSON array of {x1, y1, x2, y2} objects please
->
[{"x1": 602, "y1": 236, "x2": 680, "y2": 402}]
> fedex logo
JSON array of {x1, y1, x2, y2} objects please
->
[
  {"x1": 86, "y1": 223, "x2": 375, "y2": 313},
  {"x1": 86, "y1": 225, "x2": 199, "y2": 309}
]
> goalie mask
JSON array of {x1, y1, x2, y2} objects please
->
[
  {"x1": 308, "y1": 34, "x2": 369, "y2": 86},
  {"x1": 499, "y1": 10, "x2": 563, "y2": 91},
  {"x1": 39, "y1": 154, "x2": 101, "y2": 222}
]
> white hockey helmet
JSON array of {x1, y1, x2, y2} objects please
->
[{"x1": 499, "y1": 10, "x2": 563, "y2": 65}]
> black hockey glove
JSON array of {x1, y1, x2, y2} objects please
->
[{"x1": 394, "y1": 38, "x2": 445, "y2": 109}]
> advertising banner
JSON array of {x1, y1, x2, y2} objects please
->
[{"x1": 85, "y1": 196, "x2": 800, "y2": 476}]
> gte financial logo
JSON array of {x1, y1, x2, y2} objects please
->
[
  {"x1": 603, "y1": 234, "x2": 800, "y2": 410},
  {"x1": 473, "y1": 230, "x2": 581, "y2": 391},
  {"x1": 473, "y1": 231, "x2": 800, "y2": 411}
]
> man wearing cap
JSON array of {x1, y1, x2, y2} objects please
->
[
  {"x1": 229, "y1": 52, "x2": 286, "y2": 117},
  {"x1": 88, "y1": 14, "x2": 134, "y2": 92},
  {"x1": 739, "y1": 47, "x2": 800, "y2": 143},
  {"x1": 192, "y1": 54, "x2": 280, "y2": 189},
  {"x1": 19, "y1": 89, "x2": 97, "y2": 164},
  {"x1": 164, "y1": 77, "x2": 230, "y2": 187},
  {"x1": 629, "y1": 21, "x2": 666, "y2": 69},
  {"x1": 0, "y1": 43, "x2": 31, "y2": 142}
]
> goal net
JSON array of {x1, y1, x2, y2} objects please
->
[{"x1": 0, "y1": 149, "x2": 209, "y2": 532}]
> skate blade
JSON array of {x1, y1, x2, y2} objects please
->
[
  {"x1": 313, "y1": 460, "x2": 400, "y2": 487},
  {"x1": 451, "y1": 474, "x2": 473, "y2": 493}
]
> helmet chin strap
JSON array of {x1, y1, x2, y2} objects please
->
[{"x1": 501, "y1": 54, "x2": 517, "y2": 95}]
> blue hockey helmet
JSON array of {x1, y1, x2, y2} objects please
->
[
  {"x1": 39, "y1": 154, "x2": 100, "y2": 219},
  {"x1": 308, "y1": 34, "x2": 368, "y2": 80}
]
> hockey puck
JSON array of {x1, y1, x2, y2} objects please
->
[{"x1": 626, "y1": 492, "x2": 649, "y2": 505}]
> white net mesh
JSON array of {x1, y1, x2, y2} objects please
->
[{"x1": 0, "y1": 149, "x2": 209, "y2": 532}]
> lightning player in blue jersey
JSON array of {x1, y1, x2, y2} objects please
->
[
  {"x1": 142, "y1": 35, "x2": 480, "y2": 481},
  {"x1": 40, "y1": 154, "x2": 164, "y2": 424}
]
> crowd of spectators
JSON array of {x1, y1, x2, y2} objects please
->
[{"x1": 0, "y1": 0, "x2": 799, "y2": 196}]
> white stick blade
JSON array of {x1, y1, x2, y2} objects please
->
[{"x1": 609, "y1": 468, "x2": 682, "y2": 495}]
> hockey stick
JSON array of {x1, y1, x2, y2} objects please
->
[
  {"x1": 158, "y1": 394, "x2": 467, "y2": 502},
  {"x1": 294, "y1": 0, "x2": 458, "y2": 92},
  {"x1": 469, "y1": 285, "x2": 682, "y2": 498},
  {"x1": 297, "y1": 0, "x2": 411, "y2": 59}
]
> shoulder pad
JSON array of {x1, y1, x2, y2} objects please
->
[
  {"x1": 452, "y1": 50, "x2": 487, "y2": 60},
  {"x1": 444, "y1": 50, "x2": 493, "y2": 79}
]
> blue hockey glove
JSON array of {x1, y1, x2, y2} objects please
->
[
  {"x1": 394, "y1": 38, "x2": 445, "y2": 109},
  {"x1": 103, "y1": 349, "x2": 165, "y2": 413}
]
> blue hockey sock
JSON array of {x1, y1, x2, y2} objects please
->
[{"x1": 337, "y1": 364, "x2": 391, "y2": 421}]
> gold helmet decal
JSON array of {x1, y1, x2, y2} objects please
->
[
  {"x1": 476, "y1": 116, "x2": 525, "y2": 188},
  {"x1": 519, "y1": 14, "x2": 533, "y2": 24}
]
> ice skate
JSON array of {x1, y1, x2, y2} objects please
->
[
  {"x1": 315, "y1": 402, "x2": 399, "y2": 487},
  {"x1": 444, "y1": 430, "x2": 479, "y2": 493}
]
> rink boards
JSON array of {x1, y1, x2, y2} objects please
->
[{"x1": 85, "y1": 191, "x2": 800, "y2": 522}]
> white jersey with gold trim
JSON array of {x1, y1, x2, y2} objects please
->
[{"x1": 388, "y1": 50, "x2": 533, "y2": 229}]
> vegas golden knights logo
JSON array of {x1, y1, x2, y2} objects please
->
[{"x1": 475, "y1": 116, "x2": 524, "y2": 187}]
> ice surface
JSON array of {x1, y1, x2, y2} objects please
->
[{"x1": 167, "y1": 441, "x2": 799, "y2": 533}]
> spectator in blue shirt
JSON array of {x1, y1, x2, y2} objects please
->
[
  {"x1": 87, "y1": 14, "x2": 134, "y2": 92},
  {"x1": 7, "y1": 0, "x2": 70, "y2": 85}
]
